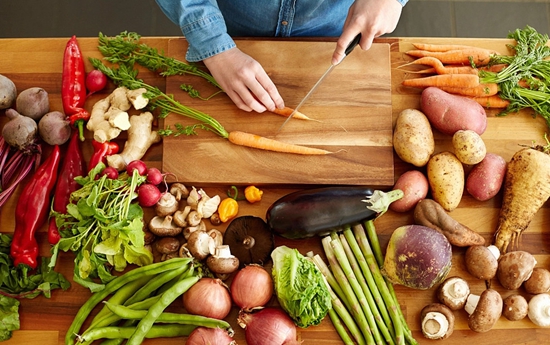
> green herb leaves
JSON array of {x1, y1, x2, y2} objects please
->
[
  {"x1": 50, "y1": 163, "x2": 153, "y2": 292},
  {"x1": 0, "y1": 295, "x2": 19, "y2": 341}
]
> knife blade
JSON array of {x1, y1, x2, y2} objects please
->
[{"x1": 276, "y1": 33, "x2": 362, "y2": 133}]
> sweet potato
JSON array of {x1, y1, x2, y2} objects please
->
[
  {"x1": 393, "y1": 108, "x2": 435, "y2": 167},
  {"x1": 420, "y1": 87, "x2": 487, "y2": 136},
  {"x1": 427, "y1": 152, "x2": 464, "y2": 211},
  {"x1": 494, "y1": 146, "x2": 550, "y2": 253},
  {"x1": 390, "y1": 170, "x2": 429, "y2": 213},
  {"x1": 414, "y1": 198, "x2": 485, "y2": 247},
  {"x1": 466, "y1": 153, "x2": 507, "y2": 201}
]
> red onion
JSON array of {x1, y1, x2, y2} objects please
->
[
  {"x1": 238, "y1": 308, "x2": 300, "y2": 345},
  {"x1": 183, "y1": 278, "x2": 232, "y2": 319},
  {"x1": 186, "y1": 327, "x2": 236, "y2": 345},
  {"x1": 230, "y1": 264, "x2": 274, "y2": 311}
]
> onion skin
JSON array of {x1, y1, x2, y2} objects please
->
[
  {"x1": 238, "y1": 308, "x2": 300, "y2": 345},
  {"x1": 183, "y1": 278, "x2": 232, "y2": 319},
  {"x1": 230, "y1": 264, "x2": 274, "y2": 311},
  {"x1": 186, "y1": 327, "x2": 236, "y2": 345}
]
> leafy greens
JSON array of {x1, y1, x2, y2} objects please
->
[{"x1": 271, "y1": 245, "x2": 331, "y2": 328}]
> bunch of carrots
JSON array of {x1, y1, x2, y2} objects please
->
[{"x1": 400, "y1": 26, "x2": 550, "y2": 131}]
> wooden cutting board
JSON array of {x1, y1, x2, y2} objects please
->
[{"x1": 162, "y1": 39, "x2": 394, "y2": 186}]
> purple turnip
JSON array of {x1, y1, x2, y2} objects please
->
[
  {"x1": 2, "y1": 108, "x2": 38, "y2": 152},
  {"x1": 382, "y1": 225, "x2": 452, "y2": 290}
]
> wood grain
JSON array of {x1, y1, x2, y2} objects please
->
[
  {"x1": 0, "y1": 36, "x2": 549, "y2": 345},
  {"x1": 162, "y1": 39, "x2": 395, "y2": 186}
]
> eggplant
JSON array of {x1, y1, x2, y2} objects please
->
[{"x1": 266, "y1": 186, "x2": 402, "y2": 239}]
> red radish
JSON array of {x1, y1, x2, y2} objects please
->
[
  {"x1": 146, "y1": 167, "x2": 163, "y2": 185},
  {"x1": 126, "y1": 160, "x2": 147, "y2": 176},
  {"x1": 101, "y1": 166, "x2": 119, "y2": 179},
  {"x1": 86, "y1": 69, "x2": 107, "y2": 96},
  {"x1": 137, "y1": 183, "x2": 161, "y2": 207}
]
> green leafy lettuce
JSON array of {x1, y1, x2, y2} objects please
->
[
  {"x1": 271, "y1": 245, "x2": 331, "y2": 328},
  {"x1": 0, "y1": 295, "x2": 19, "y2": 341}
]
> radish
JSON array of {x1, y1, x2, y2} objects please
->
[
  {"x1": 101, "y1": 166, "x2": 119, "y2": 179},
  {"x1": 126, "y1": 160, "x2": 147, "y2": 176},
  {"x1": 86, "y1": 69, "x2": 108, "y2": 96},
  {"x1": 137, "y1": 183, "x2": 162, "y2": 207},
  {"x1": 146, "y1": 167, "x2": 163, "y2": 185}
]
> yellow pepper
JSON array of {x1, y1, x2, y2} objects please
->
[
  {"x1": 244, "y1": 185, "x2": 263, "y2": 203},
  {"x1": 218, "y1": 197, "x2": 239, "y2": 223}
]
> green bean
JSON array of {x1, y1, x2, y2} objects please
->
[
  {"x1": 124, "y1": 263, "x2": 189, "y2": 305},
  {"x1": 89, "y1": 275, "x2": 150, "y2": 328},
  {"x1": 104, "y1": 301, "x2": 231, "y2": 329},
  {"x1": 65, "y1": 257, "x2": 192, "y2": 345},
  {"x1": 126, "y1": 276, "x2": 200, "y2": 345},
  {"x1": 77, "y1": 324, "x2": 196, "y2": 343}
]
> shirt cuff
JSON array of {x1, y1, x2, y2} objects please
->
[{"x1": 181, "y1": 12, "x2": 236, "y2": 62}]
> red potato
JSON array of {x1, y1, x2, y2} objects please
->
[
  {"x1": 466, "y1": 153, "x2": 507, "y2": 201},
  {"x1": 390, "y1": 170, "x2": 429, "y2": 213},
  {"x1": 420, "y1": 87, "x2": 487, "y2": 136}
]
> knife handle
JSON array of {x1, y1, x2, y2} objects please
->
[{"x1": 345, "y1": 33, "x2": 362, "y2": 56}]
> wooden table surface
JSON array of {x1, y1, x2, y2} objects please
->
[{"x1": 0, "y1": 36, "x2": 549, "y2": 345}]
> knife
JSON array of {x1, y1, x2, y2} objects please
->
[{"x1": 276, "y1": 33, "x2": 362, "y2": 133}]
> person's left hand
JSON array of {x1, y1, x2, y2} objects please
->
[{"x1": 332, "y1": 0, "x2": 403, "y2": 65}]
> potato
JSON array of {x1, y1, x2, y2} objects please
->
[
  {"x1": 389, "y1": 170, "x2": 429, "y2": 213},
  {"x1": 421, "y1": 87, "x2": 487, "y2": 136},
  {"x1": 452, "y1": 130, "x2": 486, "y2": 165},
  {"x1": 466, "y1": 153, "x2": 506, "y2": 201},
  {"x1": 427, "y1": 152, "x2": 464, "y2": 211},
  {"x1": 0, "y1": 74, "x2": 17, "y2": 109},
  {"x1": 393, "y1": 108, "x2": 435, "y2": 167}
]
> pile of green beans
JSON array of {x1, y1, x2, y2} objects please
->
[{"x1": 65, "y1": 258, "x2": 232, "y2": 345}]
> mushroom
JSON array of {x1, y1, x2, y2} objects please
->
[
  {"x1": 187, "y1": 210, "x2": 202, "y2": 227},
  {"x1": 437, "y1": 276, "x2": 470, "y2": 310},
  {"x1": 497, "y1": 250, "x2": 537, "y2": 290},
  {"x1": 197, "y1": 194, "x2": 221, "y2": 218},
  {"x1": 420, "y1": 303, "x2": 455, "y2": 340},
  {"x1": 502, "y1": 294, "x2": 529, "y2": 321},
  {"x1": 464, "y1": 245, "x2": 500, "y2": 281},
  {"x1": 465, "y1": 289, "x2": 503, "y2": 333},
  {"x1": 206, "y1": 245, "x2": 240, "y2": 277},
  {"x1": 187, "y1": 230, "x2": 215, "y2": 260},
  {"x1": 154, "y1": 236, "x2": 182, "y2": 255},
  {"x1": 148, "y1": 215, "x2": 183, "y2": 237},
  {"x1": 223, "y1": 216, "x2": 274, "y2": 268},
  {"x1": 208, "y1": 229, "x2": 224, "y2": 248},
  {"x1": 183, "y1": 221, "x2": 207, "y2": 240},
  {"x1": 173, "y1": 206, "x2": 192, "y2": 228},
  {"x1": 169, "y1": 182, "x2": 189, "y2": 201},
  {"x1": 154, "y1": 192, "x2": 179, "y2": 217},
  {"x1": 524, "y1": 267, "x2": 550, "y2": 295},
  {"x1": 528, "y1": 293, "x2": 550, "y2": 327}
]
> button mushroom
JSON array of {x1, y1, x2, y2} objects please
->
[
  {"x1": 148, "y1": 215, "x2": 183, "y2": 237},
  {"x1": 524, "y1": 267, "x2": 550, "y2": 295},
  {"x1": 206, "y1": 245, "x2": 240, "y2": 278},
  {"x1": 465, "y1": 289, "x2": 503, "y2": 333},
  {"x1": 223, "y1": 216, "x2": 274, "y2": 268},
  {"x1": 503, "y1": 294, "x2": 529, "y2": 321},
  {"x1": 437, "y1": 276, "x2": 470, "y2": 310},
  {"x1": 497, "y1": 250, "x2": 537, "y2": 290},
  {"x1": 420, "y1": 303, "x2": 455, "y2": 340},
  {"x1": 464, "y1": 245, "x2": 500, "y2": 281},
  {"x1": 528, "y1": 293, "x2": 550, "y2": 327}
]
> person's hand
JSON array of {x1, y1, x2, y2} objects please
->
[
  {"x1": 203, "y1": 47, "x2": 285, "y2": 112},
  {"x1": 332, "y1": 0, "x2": 403, "y2": 65}
]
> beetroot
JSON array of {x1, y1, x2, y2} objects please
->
[{"x1": 381, "y1": 225, "x2": 452, "y2": 290}]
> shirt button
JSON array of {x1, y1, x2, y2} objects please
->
[{"x1": 281, "y1": 20, "x2": 288, "y2": 26}]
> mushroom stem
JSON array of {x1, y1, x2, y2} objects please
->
[
  {"x1": 242, "y1": 236, "x2": 256, "y2": 249},
  {"x1": 215, "y1": 245, "x2": 233, "y2": 258},
  {"x1": 464, "y1": 294, "x2": 480, "y2": 315},
  {"x1": 422, "y1": 312, "x2": 450, "y2": 339}
]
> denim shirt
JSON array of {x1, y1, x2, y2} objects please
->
[{"x1": 156, "y1": 0, "x2": 408, "y2": 62}]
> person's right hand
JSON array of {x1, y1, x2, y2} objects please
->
[{"x1": 203, "y1": 47, "x2": 285, "y2": 113}]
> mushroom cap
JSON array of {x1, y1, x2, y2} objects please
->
[
  {"x1": 223, "y1": 216, "x2": 274, "y2": 268},
  {"x1": 148, "y1": 215, "x2": 183, "y2": 237},
  {"x1": 437, "y1": 276, "x2": 470, "y2": 310},
  {"x1": 503, "y1": 294, "x2": 528, "y2": 321},
  {"x1": 420, "y1": 303, "x2": 455, "y2": 340},
  {"x1": 497, "y1": 251, "x2": 537, "y2": 290},
  {"x1": 528, "y1": 293, "x2": 550, "y2": 327}
]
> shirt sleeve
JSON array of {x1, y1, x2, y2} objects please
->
[
  {"x1": 396, "y1": 0, "x2": 409, "y2": 5},
  {"x1": 155, "y1": 0, "x2": 236, "y2": 62}
]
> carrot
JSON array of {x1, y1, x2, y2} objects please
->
[
  {"x1": 437, "y1": 83, "x2": 499, "y2": 97},
  {"x1": 494, "y1": 144, "x2": 550, "y2": 253},
  {"x1": 402, "y1": 57, "x2": 478, "y2": 75},
  {"x1": 228, "y1": 131, "x2": 332, "y2": 155},
  {"x1": 270, "y1": 106, "x2": 316, "y2": 121},
  {"x1": 469, "y1": 95, "x2": 510, "y2": 108},
  {"x1": 411, "y1": 43, "x2": 489, "y2": 52},
  {"x1": 406, "y1": 48, "x2": 496, "y2": 66},
  {"x1": 402, "y1": 74, "x2": 480, "y2": 89}
]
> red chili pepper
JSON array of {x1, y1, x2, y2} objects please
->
[
  {"x1": 47, "y1": 131, "x2": 85, "y2": 245},
  {"x1": 62, "y1": 35, "x2": 90, "y2": 142},
  {"x1": 10, "y1": 145, "x2": 61, "y2": 269},
  {"x1": 88, "y1": 140, "x2": 119, "y2": 172}
]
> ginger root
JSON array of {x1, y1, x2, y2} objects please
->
[
  {"x1": 106, "y1": 112, "x2": 161, "y2": 171},
  {"x1": 87, "y1": 86, "x2": 148, "y2": 143}
]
